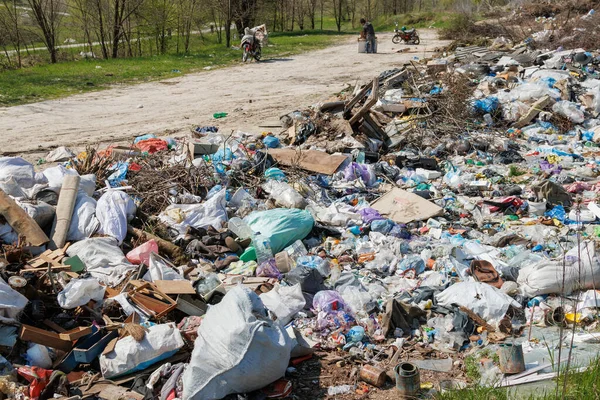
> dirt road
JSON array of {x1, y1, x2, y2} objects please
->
[{"x1": 0, "y1": 30, "x2": 450, "y2": 158}]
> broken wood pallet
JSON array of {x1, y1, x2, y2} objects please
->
[{"x1": 24, "y1": 243, "x2": 71, "y2": 270}]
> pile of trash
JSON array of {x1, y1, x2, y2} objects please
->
[{"x1": 5, "y1": 17, "x2": 600, "y2": 400}]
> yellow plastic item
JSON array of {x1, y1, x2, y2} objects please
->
[{"x1": 565, "y1": 313, "x2": 583, "y2": 324}]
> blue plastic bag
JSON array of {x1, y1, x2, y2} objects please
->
[
  {"x1": 371, "y1": 219, "x2": 394, "y2": 234},
  {"x1": 545, "y1": 205, "x2": 566, "y2": 222},
  {"x1": 263, "y1": 136, "x2": 280, "y2": 148},
  {"x1": 473, "y1": 97, "x2": 499, "y2": 113}
]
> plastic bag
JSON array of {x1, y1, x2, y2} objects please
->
[
  {"x1": 553, "y1": 101, "x2": 585, "y2": 123},
  {"x1": 25, "y1": 344, "x2": 53, "y2": 369},
  {"x1": 243, "y1": 208, "x2": 314, "y2": 260},
  {"x1": 472, "y1": 97, "x2": 499, "y2": 113},
  {"x1": 518, "y1": 241, "x2": 600, "y2": 296},
  {"x1": 313, "y1": 290, "x2": 348, "y2": 315},
  {"x1": 57, "y1": 278, "x2": 106, "y2": 309},
  {"x1": 158, "y1": 189, "x2": 228, "y2": 237},
  {"x1": 262, "y1": 180, "x2": 307, "y2": 209},
  {"x1": 46, "y1": 146, "x2": 75, "y2": 162},
  {"x1": 339, "y1": 286, "x2": 372, "y2": 316},
  {"x1": 0, "y1": 157, "x2": 35, "y2": 190},
  {"x1": 126, "y1": 240, "x2": 159, "y2": 265},
  {"x1": 143, "y1": 253, "x2": 184, "y2": 281},
  {"x1": 67, "y1": 193, "x2": 100, "y2": 242},
  {"x1": 398, "y1": 255, "x2": 425, "y2": 276},
  {"x1": 182, "y1": 287, "x2": 292, "y2": 399},
  {"x1": 343, "y1": 163, "x2": 376, "y2": 187},
  {"x1": 67, "y1": 237, "x2": 136, "y2": 286},
  {"x1": 96, "y1": 190, "x2": 136, "y2": 244},
  {"x1": 0, "y1": 276, "x2": 28, "y2": 323},
  {"x1": 256, "y1": 259, "x2": 282, "y2": 279},
  {"x1": 100, "y1": 323, "x2": 184, "y2": 378},
  {"x1": 436, "y1": 281, "x2": 521, "y2": 326},
  {"x1": 260, "y1": 283, "x2": 306, "y2": 325}
]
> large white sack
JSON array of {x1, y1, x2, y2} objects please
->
[
  {"x1": 100, "y1": 323, "x2": 184, "y2": 378},
  {"x1": 0, "y1": 276, "x2": 28, "y2": 323},
  {"x1": 260, "y1": 283, "x2": 306, "y2": 325},
  {"x1": 183, "y1": 286, "x2": 292, "y2": 400},
  {"x1": 0, "y1": 157, "x2": 35, "y2": 191},
  {"x1": 67, "y1": 193, "x2": 100, "y2": 241},
  {"x1": 436, "y1": 281, "x2": 521, "y2": 326},
  {"x1": 43, "y1": 165, "x2": 79, "y2": 193},
  {"x1": 96, "y1": 190, "x2": 136, "y2": 244},
  {"x1": 159, "y1": 188, "x2": 227, "y2": 237},
  {"x1": 518, "y1": 241, "x2": 600, "y2": 297},
  {"x1": 66, "y1": 237, "x2": 137, "y2": 286}
]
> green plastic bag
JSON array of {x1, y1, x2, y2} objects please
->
[{"x1": 240, "y1": 209, "x2": 314, "y2": 262}]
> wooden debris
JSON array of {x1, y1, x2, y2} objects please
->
[{"x1": 0, "y1": 188, "x2": 49, "y2": 246}]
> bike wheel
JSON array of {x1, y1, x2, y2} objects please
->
[
  {"x1": 412, "y1": 35, "x2": 420, "y2": 45},
  {"x1": 254, "y1": 47, "x2": 262, "y2": 61},
  {"x1": 242, "y1": 48, "x2": 249, "y2": 62},
  {"x1": 392, "y1": 35, "x2": 401, "y2": 44}
]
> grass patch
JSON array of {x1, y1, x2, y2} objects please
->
[
  {"x1": 0, "y1": 33, "x2": 340, "y2": 106},
  {"x1": 438, "y1": 357, "x2": 600, "y2": 400}
]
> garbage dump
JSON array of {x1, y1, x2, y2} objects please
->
[{"x1": 5, "y1": 8, "x2": 600, "y2": 399}]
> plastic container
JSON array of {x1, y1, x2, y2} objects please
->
[
  {"x1": 285, "y1": 239, "x2": 308, "y2": 260},
  {"x1": 228, "y1": 217, "x2": 253, "y2": 239},
  {"x1": 253, "y1": 232, "x2": 273, "y2": 265}
]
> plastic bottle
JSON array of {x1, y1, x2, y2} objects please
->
[
  {"x1": 228, "y1": 217, "x2": 253, "y2": 239},
  {"x1": 285, "y1": 239, "x2": 308, "y2": 260},
  {"x1": 213, "y1": 112, "x2": 228, "y2": 119},
  {"x1": 327, "y1": 385, "x2": 353, "y2": 395},
  {"x1": 253, "y1": 232, "x2": 273, "y2": 265}
]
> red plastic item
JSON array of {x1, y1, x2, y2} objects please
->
[
  {"x1": 135, "y1": 138, "x2": 169, "y2": 154},
  {"x1": 18, "y1": 366, "x2": 53, "y2": 399},
  {"x1": 126, "y1": 239, "x2": 159, "y2": 265}
]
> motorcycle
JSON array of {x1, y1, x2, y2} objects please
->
[
  {"x1": 392, "y1": 23, "x2": 420, "y2": 45},
  {"x1": 241, "y1": 31, "x2": 261, "y2": 62}
]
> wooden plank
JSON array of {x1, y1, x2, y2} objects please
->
[
  {"x1": 349, "y1": 77, "x2": 380, "y2": 125},
  {"x1": 43, "y1": 319, "x2": 66, "y2": 333},
  {"x1": 20, "y1": 324, "x2": 73, "y2": 351},
  {"x1": 459, "y1": 306, "x2": 496, "y2": 332},
  {"x1": 344, "y1": 78, "x2": 375, "y2": 113},
  {"x1": 58, "y1": 326, "x2": 93, "y2": 341},
  {"x1": 154, "y1": 280, "x2": 195, "y2": 295},
  {"x1": 0, "y1": 188, "x2": 49, "y2": 246}
]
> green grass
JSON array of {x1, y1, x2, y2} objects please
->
[
  {"x1": 0, "y1": 33, "x2": 340, "y2": 106},
  {"x1": 437, "y1": 357, "x2": 600, "y2": 400}
]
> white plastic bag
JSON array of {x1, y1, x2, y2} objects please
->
[
  {"x1": 158, "y1": 189, "x2": 227, "y2": 237},
  {"x1": 143, "y1": 253, "x2": 184, "y2": 282},
  {"x1": 46, "y1": 146, "x2": 75, "y2": 162},
  {"x1": 67, "y1": 193, "x2": 100, "y2": 241},
  {"x1": 518, "y1": 241, "x2": 600, "y2": 297},
  {"x1": 436, "y1": 281, "x2": 521, "y2": 326},
  {"x1": 260, "y1": 283, "x2": 306, "y2": 325},
  {"x1": 57, "y1": 278, "x2": 105, "y2": 309},
  {"x1": 0, "y1": 276, "x2": 28, "y2": 323},
  {"x1": 96, "y1": 190, "x2": 136, "y2": 244},
  {"x1": 0, "y1": 157, "x2": 35, "y2": 190},
  {"x1": 552, "y1": 100, "x2": 585, "y2": 123},
  {"x1": 67, "y1": 237, "x2": 137, "y2": 286},
  {"x1": 100, "y1": 323, "x2": 184, "y2": 378},
  {"x1": 183, "y1": 286, "x2": 292, "y2": 400},
  {"x1": 262, "y1": 181, "x2": 307, "y2": 209}
]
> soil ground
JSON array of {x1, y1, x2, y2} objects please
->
[{"x1": 0, "y1": 30, "x2": 450, "y2": 163}]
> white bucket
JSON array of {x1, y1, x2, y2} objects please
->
[{"x1": 358, "y1": 39, "x2": 367, "y2": 53}]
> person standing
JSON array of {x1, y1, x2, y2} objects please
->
[{"x1": 360, "y1": 18, "x2": 375, "y2": 53}]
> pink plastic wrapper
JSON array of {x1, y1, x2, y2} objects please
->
[{"x1": 126, "y1": 239, "x2": 159, "y2": 265}]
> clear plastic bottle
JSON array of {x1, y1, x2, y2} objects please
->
[
  {"x1": 253, "y1": 232, "x2": 273, "y2": 265},
  {"x1": 285, "y1": 239, "x2": 308, "y2": 260},
  {"x1": 228, "y1": 217, "x2": 253, "y2": 239}
]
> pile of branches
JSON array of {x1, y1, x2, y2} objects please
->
[
  {"x1": 70, "y1": 146, "x2": 115, "y2": 189},
  {"x1": 128, "y1": 155, "x2": 215, "y2": 217}
]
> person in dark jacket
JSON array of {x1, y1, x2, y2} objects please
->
[{"x1": 360, "y1": 18, "x2": 375, "y2": 53}]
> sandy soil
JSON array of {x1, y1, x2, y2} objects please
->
[{"x1": 0, "y1": 30, "x2": 450, "y2": 161}]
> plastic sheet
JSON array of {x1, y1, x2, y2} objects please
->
[
  {"x1": 96, "y1": 190, "x2": 136, "y2": 244},
  {"x1": 57, "y1": 278, "x2": 105, "y2": 309}
]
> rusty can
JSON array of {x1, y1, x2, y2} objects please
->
[
  {"x1": 498, "y1": 343, "x2": 525, "y2": 374},
  {"x1": 359, "y1": 364, "x2": 387, "y2": 387},
  {"x1": 395, "y1": 362, "x2": 420, "y2": 397}
]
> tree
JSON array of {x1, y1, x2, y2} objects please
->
[
  {"x1": 0, "y1": 0, "x2": 25, "y2": 67},
  {"x1": 332, "y1": 0, "x2": 343, "y2": 32},
  {"x1": 26, "y1": 0, "x2": 64, "y2": 63}
]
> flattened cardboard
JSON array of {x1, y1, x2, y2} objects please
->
[
  {"x1": 371, "y1": 188, "x2": 443, "y2": 224},
  {"x1": 268, "y1": 148, "x2": 347, "y2": 175}
]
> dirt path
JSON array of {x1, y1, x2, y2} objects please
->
[{"x1": 0, "y1": 30, "x2": 450, "y2": 159}]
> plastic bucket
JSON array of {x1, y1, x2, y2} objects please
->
[{"x1": 358, "y1": 39, "x2": 367, "y2": 53}]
